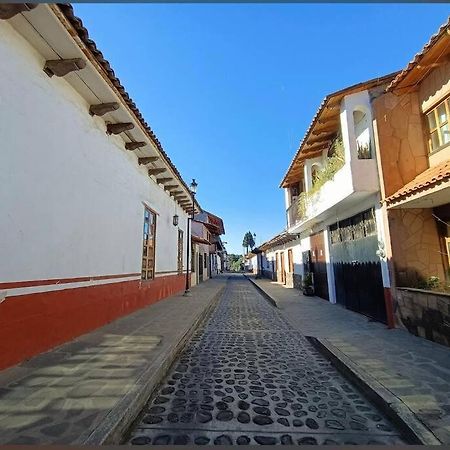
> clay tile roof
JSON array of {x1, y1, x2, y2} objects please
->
[
  {"x1": 387, "y1": 16, "x2": 450, "y2": 92},
  {"x1": 56, "y1": 4, "x2": 201, "y2": 211},
  {"x1": 192, "y1": 235, "x2": 211, "y2": 245},
  {"x1": 385, "y1": 160, "x2": 450, "y2": 205},
  {"x1": 280, "y1": 72, "x2": 399, "y2": 188},
  {"x1": 258, "y1": 231, "x2": 300, "y2": 252}
]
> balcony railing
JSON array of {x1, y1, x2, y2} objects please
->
[{"x1": 286, "y1": 193, "x2": 308, "y2": 228}]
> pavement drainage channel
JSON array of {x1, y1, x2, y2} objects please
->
[{"x1": 123, "y1": 277, "x2": 408, "y2": 445}]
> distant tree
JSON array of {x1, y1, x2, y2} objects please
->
[
  {"x1": 227, "y1": 254, "x2": 243, "y2": 272},
  {"x1": 242, "y1": 231, "x2": 255, "y2": 254}
]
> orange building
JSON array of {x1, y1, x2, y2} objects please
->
[{"x1": 373, "y1": 18, "x2": 450, "y2": 344}]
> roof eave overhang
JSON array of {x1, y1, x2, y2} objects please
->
[
  {"x1": 387, "y1": 19, "x2": 450, "y2": 94},
  {"x1": 7, "y1": 3, "x2": 200, "y2": 214},
  {"x1": 280, "y1": 72, "x2": 400, "y2": 189}
]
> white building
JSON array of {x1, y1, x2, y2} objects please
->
[
  {"x1": 191, "y1": 220, "x2": 212, "y2": 286},
  {"x1": 278, "y1": 73, "x2": 398, "y2": 323},
  {"x1": 0, "y1": 4, "x2": 201, "y2": 369},
  {"x1": 194, "y1": 210, "x2": 226, "y2": 277}
]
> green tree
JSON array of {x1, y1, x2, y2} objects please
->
[
  {"x1": 242, "y1": 231, "x2": 255, "y2": 254},
  {"x1": 227, "y1": 254, "x2": 243, "y2": 272}
]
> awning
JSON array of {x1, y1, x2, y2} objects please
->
[{"x1": 385, "y1": 160, "x2": 450, "y2": 208}]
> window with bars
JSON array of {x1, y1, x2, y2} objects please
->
[
  {"x1": 142, "y1": 207, "x2": 156, "y2": 280},
  {"x1": 426, "y1": 98, "x2": 450, "y2": 153},
  {"x1": 329, "y1": 208, "x2": 377, "y2": 244}
]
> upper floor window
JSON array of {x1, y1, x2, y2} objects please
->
[
  {"x1": 142, "y1": 207, "x2": 156, "y2": 280},
  {"x1": 353, "y1": 110, "x2": 372, "y2": 159},
  {"x1": 427, "y1": 98, "x2": 450, "y2": 153}
]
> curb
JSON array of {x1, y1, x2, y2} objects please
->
[
  {"x1": 82, "y1": 283, "x2": 225, "y2": 445},
  {"x1": 243, "y1": 274, "x2": 278, "y2": 308},
  {"x1": 307, "y1": 336, "x2": 441, "y2": 445}
]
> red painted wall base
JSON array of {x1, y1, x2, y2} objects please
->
[{"x1": 0, "y1": 274, "x2": 185, "y2": 370}]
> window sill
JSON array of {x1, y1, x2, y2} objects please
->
[{"x1": 429, "y1": 141, "x2": 450, "y2": 156}]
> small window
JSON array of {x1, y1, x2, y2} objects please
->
[
  {"x1": 427, "y1": 98, "x2": 450, "y2": 153},
  {"x1": 142, "y1": 207, "x2": 156, "y2": 280}
]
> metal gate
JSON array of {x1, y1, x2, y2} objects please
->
[{"x1": 330, "y1": 208, "x2": 387, "y2": 323}]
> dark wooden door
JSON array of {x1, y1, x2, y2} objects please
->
[
  {"x1": 199, "y1": 253, "x2": 203, "y2": 282},
  {"x1": 280, "y1": 252, "x2": 286, "y2": 284},
  {"x1": 310, "y1": 231, "x2": 329, "y2": 300}
]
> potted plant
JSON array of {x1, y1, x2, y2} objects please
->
[{"x1": 302, "y1": 272, "x2": 314, "y2": 296}]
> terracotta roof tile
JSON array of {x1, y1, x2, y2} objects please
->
[
  {"x1": 385, "y1": 159, "x2": 450, "y2": 205},
  {"x1": 387, "y1": 16, "x2": 450, "y2": 91}
]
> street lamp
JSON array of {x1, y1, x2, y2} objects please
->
[{"x1": 184, "y1": 178, "x2": 197, "y2": 296}]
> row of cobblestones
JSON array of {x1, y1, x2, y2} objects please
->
[{"x1": 125, "y1": 276, "x2": 407, "y2": 445}]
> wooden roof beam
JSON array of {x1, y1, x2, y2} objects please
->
[
  {"x1": 125, "y1": 141, "x2": 146, "y2": 151},
  {"x1": 44, "y1": 58, "x2": 86, "y2": 78},
  {"x1": 164, "y1": 184, "x2": 179, "y2": 191},
  {"x1": 156, "y1": 177, "x2": 173, "y2": 184},
  {"x1": 89, "y1": 102, "x2": 119, "y2": 116},
  {"x1": 0, "y1": 3, "x2": 38, "y2": 20},
  {"x1": 138, "y1": 156, "x2": 159, "y2": 165},
  {"x1": 106, "y1": 122, "x2": 134, "y2": 135},
  {"x1": 148, "y1": 168, "x2": 167, "y2": 176},
  {"x1": 317, "y1": 119, "x2": 339, "y2": 126}
]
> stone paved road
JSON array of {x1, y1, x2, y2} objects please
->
[{"x1": 125, "y1": 276, "x2": 407, "y2": 445}]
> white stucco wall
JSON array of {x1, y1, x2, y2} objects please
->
[{"x1": 0, "y1": 20, "x2": 188, "y2": 282}]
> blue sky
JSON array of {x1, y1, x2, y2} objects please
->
[{"x1": 74, "y1": 3, "x2": 449, "y2": 254}]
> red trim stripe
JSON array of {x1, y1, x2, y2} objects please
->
[{"x1": 0, "y1": 273, "x2": 141, "y2": 290}]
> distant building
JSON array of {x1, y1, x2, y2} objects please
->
[{"x1": 194, "y1": 211, "x2": 226, "y2": 277}]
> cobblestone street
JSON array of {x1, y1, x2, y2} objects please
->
[{"x1": 125, "y1": 275, "x2": 407, "y2": 445}]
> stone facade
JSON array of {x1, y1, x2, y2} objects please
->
[
  {"x1": 389, "y1": 208, "x2": 446, "y2": 286},
  {"x1": 285, "y1": 272, "x2": 294, "y2": 288},
  {"x1": 373, "y1": 91, "x2": 428, "y2": 200},
  {"x1": 293, "y1": 273, "x2": 303, "y2": 290},
  {"x1": 395, "y1": 288, "x2": 450, "y2": 347}
]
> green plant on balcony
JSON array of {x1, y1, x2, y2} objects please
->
[{"x1": 296, "y1": 136, "x2": 345, "y2": 220}]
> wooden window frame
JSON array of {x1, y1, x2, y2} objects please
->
[
  {"x1": 177, "y1": 229, "x2": 184, "y2": 275},
  {"x1": 288, "y1": 249, "x2": 294, "y2": 273},
  {"x1": 142, "y1": 207, "x2": 157, "y2": 280},
  {"x1": 426, "y1": 96, "x2": 450, "y2": 154}
]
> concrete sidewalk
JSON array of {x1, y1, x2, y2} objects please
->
[
  {"x1": 0, "y1": 276, "x2": 226, "y2": 444},
  {"x1": 248, "y1": 275, "x2": 450, "y2": 444}
]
